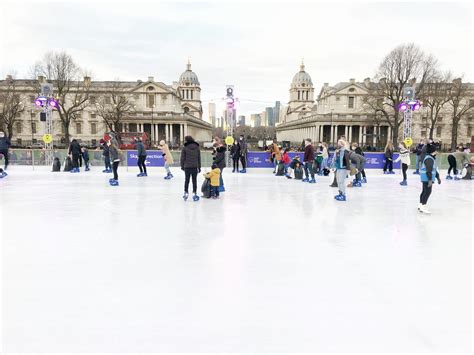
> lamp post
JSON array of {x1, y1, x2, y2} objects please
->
[
  {"x1": 151, "y1": 104, "x2": 155, "y2": 145},
  {"x1": 30, "y1": 109, "x2": 35, "y2": 145}
]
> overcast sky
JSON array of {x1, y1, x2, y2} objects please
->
[{"x1": 0, "y1": 0, "x2": 472, "y2": 120}]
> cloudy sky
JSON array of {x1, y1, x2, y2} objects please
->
[{"x1": 0, "y1": 0, "x2": 472, "y2": 120}]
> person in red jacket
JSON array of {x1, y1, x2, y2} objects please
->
[
  {"x1": 302, "y1": 138, "x2": 316, "y2": 183},
  {"x1": 281, "y1": 148, "x2": 291, "y2": 177}
]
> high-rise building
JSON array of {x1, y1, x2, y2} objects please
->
[
  {"x1": 238, "y1": 115, "x2": 246, "y2": 126},
  {"x1": 265, "y1": 107, "x2": 274, "y2": 126},
  {"x1": 273, "y1": 101, "x2": 281, "y2": 124},
  {"x1": 208, "y1": 102, "x2": 216, "y2": 127},
  {"x1": 250, "y1": 113, "x2": 261, "y2": 127}
]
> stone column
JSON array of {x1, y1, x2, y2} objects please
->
[
  {"x1": 362, "y1": 126, "x2": 366, "y2": 145},
  {"x1": 170, "y1": 124, "x2": 174, "y2": 145},
  {"x1": 330, "y1": 125, "x2": 334, "y2": 145},
  {"x1": 165, "y1": 124, "x2": 169, "y2": 143},
  {"x1": 373, "y1": 126, "x2": 377, "y2": 146},
  {"x1": 344, "y1": 125, "x2": 349, "y2": 139},
  {"x1": 348, "y1": 125, "x2": 352, "y2": 143},
  {"x1": 184, "y1": 124, "x2": 188, "y2": 137},
  {"x1": 180, "y1": 124, "x2": 184, "y2": 144}
]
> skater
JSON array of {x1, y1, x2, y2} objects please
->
[
  {"x1": 135, "y1": 137, "x2": 147, "y2": 177},
  {"x1": 203, "y1": 163, "x2": 221, "y2": 199},
  {"x1": 419, "y1": 142, "x2": 441, "y2": 214},
  {"x1": 413, "y1": 139, "x2": 424, "y2": 174},
  {"x1": 286, "y1": 155, "x2": 302, "y2": 179},
  {"x1": 68, "y1": 139, "x2": 82, "y2": 173},
  {"x1": 461, "y1": 156, "x2": 474, "y2": 180},
  {"x1": 302, "y1": 138, "x2": 316, "y2": 183},
  {"x1": 238, "y1": 134, "x2": 248, "y2": 173},
  {"x1": 447, "y1": 146, "x2": 470, "y2": 180},
  {"x1": 100, "y1": 139, "x2": 112, "y2": 173},
  {"x1": 180, "y1": 135, "x2": 201, "y2": 201},
  {"x1": 268, "y1": 139, "x2": 281, "y2": 174},
  {"x1": 0, "y1": 131, "x2": 11, "y2": 171},
  {"x1": 333, "y1": 139, "x2": 351, "y2": 201},
  {"x1": 213, "y1": 138, "x2": 226, "y2": 192},
  {"x1": 330, "y1": 137, "x2": 348, "y2": 187},
  {"x1": 230, "y1": 140, "x2": 240, "y2": 172},
  {"x1": 383, "y1": 142, "x2": 394, "y2": 174},
  {"x1": 351, "y1": 143, "x2": 367, "y2": 183},
  {"x1": 320, "y1": 142, "x2": 329, "y2": 173},
  {"x1": 159, "y1": 140, "x2": 174, "y2": 179},
  {"x1": 281, "y1": 148, "x2": 291, "y2": 177},
  {"x1": 347, "y1": 149, "x2": 366, "y2": 187},
  {"x1": 394, "y1": 142, "x2": 410, "y2": 185},
  {"x1": 81, "y1": 146, "x2": 90, "y2": 171},
  {"x1": 108, "y1": 139, "x2": 121, "y2": 186}
]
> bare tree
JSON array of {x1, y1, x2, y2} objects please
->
[
  {"x1": 418, "y1": 71, "x2": 452, "y2": 139},
  {"x1": 367, "y1": 43, "x2": 438, "y2": 145},
  {"x1": 94, "y1": 81, "x2": 135, "y2": 132},
  {"x1": 447, "y1": 78, "x2": 474, "y2": 150},
  {"x1": 31, "y1": 51, "x2": 90, "y2": 143},
  {"x1": 0, "y1": 76, "x2": 25, "y2": 140}
]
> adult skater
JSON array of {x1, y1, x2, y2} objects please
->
[
  {"x1": 461, "y1": 156, "x2": 474, "y2": 180},
  {"x1": 159, "y1": 140, "x2": 174, "y2": 179},
  {"x1": 333, "y1": 139, "x2": 351, "y2": 201},
  {"x1": 321, "y1": 142, "x2": 329, "y2": 174},
  {"x1": 352, "y1": 143, "x2": 367, "y2": 183},
  {"x1": 180, "y1": 135, "x2": 201, "y2": 201},
  {"x1": 413, "y1": 139, "x2": 424, "y2": 174},
  {"x1": 419, "y1": 142, "x2": 441, "y2": 214},
  {"x1": 68, "y1": 139, "x2": 82, "y2": 173},
  {"x1": 268, "y1": 139, "x2": 281, "y2": 174},
  {"x1": 238, "y1": 134, "x2": 248, "y2": 173},
  {"x1": 100, "y1": 139, "x2": 112, "y2": 173},
  {"x1": 347, "y1": 149, "x2": 366, "y2": 187},
  {"x1": 213, "y1": 138, "x2": 226, "y2": 192},
  {"x1": 135, "y1": 137, "x2": 147, "y2": 177},
  {"x1": 81, "y1": 146, "x2": 90, "y2": 171},
  {"x1": 0, "y1": 131, "x2": 11, "y2": 171},
  {"x1": 302, "y1": 138, "x2": 316, "y2": 183},
  {"x1": 394, "y1": 142, "x2": 410, "y2": 186},
  {"x1": 447, "y1": 146, "x2": 470, "y2": 180},
  {"x1": 108, "y1": 139, "x2": 121, "y2": 186},
  {"x1": 230, "y1": 140, "x2": 240, "y2": 173},
  {"x1": 383, "y1": 141, "x2": 394, "y2": 174}
]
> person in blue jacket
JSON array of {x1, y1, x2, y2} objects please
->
[{"x1": 418, "y1": 142, "x2": 441, "y2": 214}]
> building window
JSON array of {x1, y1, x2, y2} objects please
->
[
  {"x1": 91, "y1": 122, "x2": 97, "y2": 134},
  {"x1": 470, "y1": 100, "x2": 474, "y2": 108},
  {"x1": 467, "y1": 126, "x2": 472, "y2": 137},
  {"x1": 348, "y1": 96, "x2": 355, "y2": 109},
  {"x1": 147, "y1": 86, "x2": 154, "y2": 91},
  {"x1": 134, "y1": 94, "x2": 140, "y2": 100},
  {"x1": 61, "y1": 124, "x2": 65, "y2": 134},
  {"x1": 190, "y1": 90, "x2": 193, "y2": 100},
  {"x1": 105, "y1": 96, "x2": 111, "y2": 104},
  {"x1": 31, "y1": 122, "x2": 37, "y2": 134},
  {"x1": 17, "y1": 138, "x2": 22, "y2": 146},
  {"x1": 348, "y1": 88, "x2": 356, "y2": 92},
  {"x1": 91, "y1": 113, "x2": 96, "y2": 119},
  {"x1": 147, "y1": 94, "x2": 155, "y2": 108},
  {"x1": 438, "y1": 116, "x2": 443, "y2": 122},
  {"x1": 298, "y1": 91, "x2": 300, "y2": 100},
  {"x1": 16, "y1": 121, "x2": 22, "y2": 133},
  {"x1": 30, "y1": 112, "x2": 35, "y2": 118},
  {"x1": 76, "y1": 122, "x2": 82, "y2": 134},
  {"x1": 336, "y1": 97, "x2": 340, "y2": 101},
  {"x1": 89, "y1": 96, "x2": 96, "y2": 104},
  {"x1": 436, "y1": 126, "x2": 442, "y2": 137},
  {"x1": 29, "y1": 95, "x2": 35, "y2": 103},
  {"x1": 184, "y1": 107, "x2": 190, "y2": 114}
]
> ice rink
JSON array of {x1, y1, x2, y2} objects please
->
[{"x1": 1, "y1": 166, "x2": 472, "y2": 353}]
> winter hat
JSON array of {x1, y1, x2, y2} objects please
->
[
  {"x1": 184, "y1": 136, "x2": 194, "y2": 143},
  {"x1": 426, "y1": 142, "x2": 437, "y2": 154}
]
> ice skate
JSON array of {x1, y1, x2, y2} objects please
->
[
  {"x1": 85, "y1": 167, "x2": 90, "y2": 171},
  {"x1": 362, "y1": 177, "x2": 367, "y2": 183},
  {"x1": 335, "y1": 194, "x2": 346, "y2": 201},
  {"x1": 239, "y1": 169, "x2": 247, "y2": 173},
  {"x1": 193, "y1": 194, "x2": 200, "y2": 201},
  {"x1": 309, "y1": 178, "x2": 316, "y2": 183},
  {"x1": 446, "y1": 175, "x2": 453, "y2": 180},
  {"x1": 0, "y1": 171, "x2": 7, "y2": 178},
  {"x1": 353, "y1": 180, "x2": 362, "y2": 187},
  {"x1": 285, "y1": 174, "x2": 292, "y2": 179},
  {"x1": 419, "y1": 205, "x2": 431, "y2": 214},
  {"x1": 183, "y1": 192, "x2": 189, "y2": 201},
  {"x1": 399, "y1": 180, "x2": 407, "y2": 186},
  {"x1": 302, "y1": 177, "x2": 309, "y2": 182},
  {"x1": 137, "y1": 172, "x2": 144, "y2": 177},
  {"x1": 454, "y1": 176, "x2": 460, "y2": 181},
  {"x1": 109, "y1": 179, "x2": 119, "y2": 186}
]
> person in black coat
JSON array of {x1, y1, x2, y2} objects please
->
[
  {"x1": 68, "y1": 139, "x2": 82, "y2": 172},
  {"x1": 0, "y1": 131, "x2": 11, "y2": 170},
  {"x1": 230, "y1": 141, "x2": 240, "y2": 172},
  {"x1": 213, "y1": 144, "x2": 227, "y2": 192},
  {"x1": 180, "y1": 136, "x2": 201, "y2": 201}
]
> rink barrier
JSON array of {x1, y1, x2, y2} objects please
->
[{"x1": 1, "y1": 149, "x2": 472, "y2": 170}]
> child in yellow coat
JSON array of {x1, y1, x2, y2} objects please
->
[{"x1": 204, "y1": 163, "x2": 221, "y2": 199}]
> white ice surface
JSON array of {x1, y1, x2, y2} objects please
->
[{"x1": 1, "y1": 166, "x2": 472, "y2": 353}]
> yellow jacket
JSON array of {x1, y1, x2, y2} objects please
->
[{"x1": 205, "y1": 167, "x2": 221, "y2": 186}]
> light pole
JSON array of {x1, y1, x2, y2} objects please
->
[
  {"x1": 151, "y1": 104, "x2": 155, "y2": 145},
  {"x1": 30, "y1": 109, "x2": 35, "y2": 145}
]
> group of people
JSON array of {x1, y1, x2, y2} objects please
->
[{"x1": 0, "y1": 131, "x2": 10, "y2": 178}]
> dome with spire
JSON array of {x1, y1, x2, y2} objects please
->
[
  {"x1": 179, "y1": 60, "x2": 200, "y2": 86},
  {"x1": 291, "y1": 61, "x2": 313, "y2": 87}
]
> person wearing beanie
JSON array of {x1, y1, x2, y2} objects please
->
[
  {"x1": 180, "y1": 135, "x2": 201, "y2": 201},
  {"x1": 395, "y1": 142, "x2": 411, "y2": 186},
  {"x1": 100, "y1": 138, "x2": 112, "y2": 173},
  {"x1": 419, "y1": 142, "x2": 441, "y2": 214}
]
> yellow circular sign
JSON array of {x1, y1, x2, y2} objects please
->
[
  {"x1": 225, "y1": 136, "x2": 234, "y2": 145},
  {"x1": 43, "y1": 134, "x2": 53, "y2": 144},
  {"x1": 403, "y1": 137, "x2": 413, "y2": 147}
]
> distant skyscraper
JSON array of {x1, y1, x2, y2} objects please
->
[
  {"x1": 273, "y1": 101, "x2": 281, "y2": 124},
  {"x1": 250, "y1": 114, "x2": 261, "y2": 127},
  {"x1": 265, "y1": 107, "x2": 274, "y2": 127},
  {"x1": 209, "y1": 102, "x2": 216, "y2": 127},
  {"x1": 238, "y1": 115, "x2": 246, "y2": 126}
]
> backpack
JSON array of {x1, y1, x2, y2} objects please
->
[{"x1": 294, "y1": 166, "x2": 303, "y2": 180}]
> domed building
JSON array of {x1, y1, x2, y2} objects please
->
[
  {"x1": 178, "y1": 60, "x2": 203, "y2": 119},
  {"x1": 286, "y1": 61, "x2": 315, "y2": 122}
]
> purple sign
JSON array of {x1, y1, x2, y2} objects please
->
[
  {"x1": 127, "y1": 150, "x2": 164, "y2": 167},
  {"x1": 244, "y1": 151, "x2": 400, "y2": 169}
]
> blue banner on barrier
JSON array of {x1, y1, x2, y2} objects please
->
[
  {"x1": 127, "y1": 150, "x2": 165, "y2": 167},
  {"x1": 245, "y1": 151, "x2": 400, "y2": 169}
]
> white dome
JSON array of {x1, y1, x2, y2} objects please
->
[
  {"x1": 292, "y1": 63, "x2": 313, "y2": 87},
  {"x1": 179, "y1": 61, "x2": 200, "y2": 86}
]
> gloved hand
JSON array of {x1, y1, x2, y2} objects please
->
[{"x1": 428, "y1": 180, "x2": 433, "y2": 188}]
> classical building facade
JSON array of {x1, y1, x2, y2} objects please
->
[
  {"x1": 277, "y1": 68, "x2": 474, "y2": 149},
  {"x1": 0, "y1": 61, "x2": 212, "y2": 147}
]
